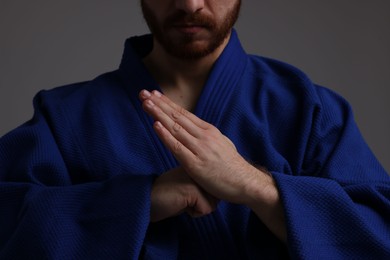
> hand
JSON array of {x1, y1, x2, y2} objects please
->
[
  {"x1": 150, "y1": 167, "x2": 218, "y2": 222},
  {"x1": 140, "y1": 90, "x2": 287, "y2": 242},
  {"x1": 139, "y1": 90, "x2": 272, "y2": 205}
]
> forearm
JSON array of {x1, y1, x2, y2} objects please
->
[{"x1": 243, "y1": 166, "x2": 287, "y2": 243}]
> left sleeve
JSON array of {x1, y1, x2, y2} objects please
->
[
  {"x1": 272, "y1": 86, "x2": 390, "y2": 259},
  {"x1": 0, "y1": 91, "x2": 155, "y2": 259}
]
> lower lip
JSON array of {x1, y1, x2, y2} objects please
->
[{"x1": 174, "y1": 26, "x2": 204, "y2": 34}]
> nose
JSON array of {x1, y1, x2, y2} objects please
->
[{"x1": 174, "y1": 0, "x2": 205, "y2": 14}]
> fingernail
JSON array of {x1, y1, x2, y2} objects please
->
[
  {"x1": 142, "y1": 90, "x2": 152, "y2": 98},
  {"x1": 155, "y1": 121, "x2": 163, "y2": 129},
  {"x1": 153, "y1": 90, "x2": 162, "y2": 97},
  {"x1": 146, "y1": 99, "x2": 154, "y2": 107}
]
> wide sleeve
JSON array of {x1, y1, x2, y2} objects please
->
[
  {"x1": 272, "y1": 87, "x2": 390, "y2": 259},
  {"x1": 0, "y1": 96, "x2": 154, "y2": 259}
]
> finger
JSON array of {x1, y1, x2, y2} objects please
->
[
  {"x1": 143, "y1": 99, "x2": 201, "y2": 153},
  {"x1": 155, "y1": 90, "x2": 210, "y2": 130},
  {"x1": 154, "y1": 121, "x2": 197, "y2": 166},
  {"x1": 144, "y1": 98, "x2": 202, "y2": 139},
  {"x1": 185, "y1": 192, "x2": 218, "y2": 218},
  {"x1": 140, "y1": 89, "x2": 210, "y2": 130},
  {"x1": 140, "y1": 90, "x2": 202, "y2": 138}
]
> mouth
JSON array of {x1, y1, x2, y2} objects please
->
[
  {"x1": 172, "y1": 23, "x2": 208, "y2": 34},
  {"x1": 173, "y1": 24, "x2": 205, "y2": 34}
]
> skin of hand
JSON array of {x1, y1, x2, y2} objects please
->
[
  {"x1": 150, "y1": 167, "x2": 218, "y2": 222},
  {"x1": 139, "y1": 89, "x2": 287, "y2": 242}
]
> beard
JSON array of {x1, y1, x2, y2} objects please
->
[{"x1": 141, "y1": 0, "x2": 241, "y2": 60}]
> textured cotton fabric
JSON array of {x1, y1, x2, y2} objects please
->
[{"x1": 1, "y1": 30, "x2": 389, "y2": 259}]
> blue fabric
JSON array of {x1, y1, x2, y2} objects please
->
[{"x1": 1, "y1": 30, "x2": 389, "y2": 259}]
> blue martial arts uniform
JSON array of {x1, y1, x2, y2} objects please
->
[{"x1": 1, "y1": 30, "x2": 389, "y2": 259}]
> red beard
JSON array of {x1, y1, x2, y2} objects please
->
[{"x1": 141, "y1": 0, "x2": 241, "y2": 60}]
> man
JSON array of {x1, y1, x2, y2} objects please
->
[{"x1": 0, "y1": 0, "x2": 389, "y2": 259}]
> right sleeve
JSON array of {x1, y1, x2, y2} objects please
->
[{"x1": 0, "y1": 99, "x2": 154, "y2": 259}]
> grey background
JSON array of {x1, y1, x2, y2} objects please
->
[{"x1": 0, "y1": 1, "x2": 389, "y2": 173}]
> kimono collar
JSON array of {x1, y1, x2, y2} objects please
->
[
  {"x1": 118, "y1": 29, "x2": 248, "y2": 126},
  {"x1": 118, "y1": 30, "x2": 248, "y2": 168}
]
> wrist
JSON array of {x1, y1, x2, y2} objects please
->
[
  {"x1": 243, "y1": 166, "x2": 279, "y2": 211},
  {"x1": 243, "y1": 167, "x2": 287, "y2": 242}
]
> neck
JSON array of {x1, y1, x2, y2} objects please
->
[{"x1": 142, "y1": 33, "x2": 231, "y2": 111}]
